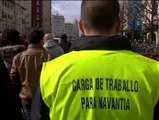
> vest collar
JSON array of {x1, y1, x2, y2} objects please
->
[{"x1": 70, "y1": 35, "x2": 132, "y2": 51}]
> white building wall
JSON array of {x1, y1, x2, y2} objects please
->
[
  {"x1": 65, "y1": 23, "x2": 79, "y2": 40},
  {"x1": 52, "y1": 15, "x2": 65, "y2": 37},
  {"x1": 65, "y1": 23, "x2": 74, "y2": 40}
]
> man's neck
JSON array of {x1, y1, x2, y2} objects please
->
[{"x1": 84, "y1": 30, "x2": 118, "y2": 37}]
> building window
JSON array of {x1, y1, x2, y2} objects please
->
[
  {"x1": 10, "y1": 5, "x2": 13, "y2": 10},
  {"x1": 5, "y1": 1, "x2": 7, "y2": 7},
  {"x1": 36, "y1": 7, "x2": 40, "y2": 12},
  {"x1": 36, "y1": 22, "x2": 40, "y2": 27},
  {"x1": 5, "y1": 12, "x2": 7, "y2": 18},
  {"x1": 3, "y1": 23, "x2": 5, "y2": 29},
  {"x1": 2, "y1": 0, "x2": 4, "y2": 6},
  {"x1": 25, "y1": 14, "x2": 29, "y2": 17},
  {"x1": 5, "y1": 23, "x2": 8, "y2": 28},
  {"x1": 1, "y1": 11, "x2": 4, "y2": 18},
  {"x1": 7, "y1": 2, "x2": 9, "y2": 8},
  {"x1": 36, "y1": 0, "x2": 40, "y2": 5},
  {"x1": 25, "y1": 21, "x2": 29, "y2": 24},
  {"x1": 10, "y1": 16, "x2": 13, "y2": 20},
  {"x1": 57, "y1": 21, "x2": 60, "y2": 24},
  {"x1": 2, "y1": 11, "x2": 6, "y2": 18},
  {"x1": 22, "y1": 18, "x2": 25, "y2": 24},
  {"x1": 7, "y1": 14, "x2": 9, "y2": 19},
  {"x1": 36, "y1": 14, "x2": 40, "y2": 20}
]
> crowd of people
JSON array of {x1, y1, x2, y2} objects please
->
[
  {"x1": 0, "y1": 28, "x2": 71, "y2": 120},
  {"x1": 0, "y1": 0, "x2": 159, "y2": 120}
]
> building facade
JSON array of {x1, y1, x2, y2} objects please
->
[
  {"x1": 15, "y1": 0, "x2": 32, "y2": 33},
  {"x1": 43, "y1": 0, "x2": 51, "y2": 32},
  {"x1": 14, "y1": 2, "x2": 26, "y2": 33},
  {"x1": 52, "y1": 15, "x2": 65, "y2": 37},
  {"x1": 52, "y1": 15, "x2": 79, "y2": 40},
  {"x1": 0, "y1": 0, "x2": 25, "y2": 32},
  {"x1": 0, "y1": 0, "x2": 51, "y2": 33},
  {"x1": 65, "y1": 22, "x2": 79, "y2": 40},
  {"x1": 16, "y1": 0, "x2": 51, "y2": 33}
]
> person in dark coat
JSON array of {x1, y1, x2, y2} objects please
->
[
  {"x1": 0, "y1": 57, "x2": 24, "y2": 120},
  {"x1": 0, "y1": 28, "x2": 26, "y2": 72},
  {"x1": 59, "y1": 33, "x2": 71, "y2": 53},
  {"x1": 43, "y1": 33, "x2": 64, "y2": 58}
]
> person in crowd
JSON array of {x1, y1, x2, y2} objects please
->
[
  {"x1": 59, "y1": 33, "x2": 71, "y2": 53},
  {"x1": 19, "y1": 33, "x2": 28, "y2": 48},
  {"x1": 31, "y1": 1, "x2": 159, "y2": 120},
  {"x1": 0, "y1": 57, "x2": 24, "y2": 120},
  {"x1": 43, "y1": 33, "x2": 64, "y2": 58},
  {"x1": 0, "y1": 28, "x2": 26, "y2": 72},
  {"x1": 10, "y1": 28, "x2": 53, "y2": 120}
]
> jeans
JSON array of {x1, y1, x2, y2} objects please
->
[{"x1": 22, "y1": 102, "x2": 31, "y2": 120}]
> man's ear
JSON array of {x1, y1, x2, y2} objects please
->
[{"x1": 79, "y1": 19, "x2": 84, "y2": 34}]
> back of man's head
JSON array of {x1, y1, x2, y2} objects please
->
[
  {"x1": 43, "y1": 33, "x2": 54, "y2": 43},
  {"x1": 28, "y1": 29, "x2": 44, "y2": 44},
  {"x1": 60, "y1": 33, "x2": 67, "y2": 41},
  {"x1": 81, "y1": 0, "x2": 120, "y2": 33}
]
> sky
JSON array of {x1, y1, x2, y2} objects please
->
[{"x1": 51, "y1": 1, "x2": 81, "y2": 23}]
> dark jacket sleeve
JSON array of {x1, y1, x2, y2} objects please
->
[
  {"x1": 154, "y1": 100, "x2": 159, "y2": 120},
  {"x1": 30, "y1": 81, "x2": 50, "y2": 120}
]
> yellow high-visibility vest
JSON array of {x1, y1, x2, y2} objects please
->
[{"x1": 40, "y1": 50, "x2": 159, "y2": 120}]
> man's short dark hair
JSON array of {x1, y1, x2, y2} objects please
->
[
  {"x1": 81, "y1": 0, "x2": 120, "y2": 32},
  {"x1": 0, "y1": 28, "x2": 21, "y2": 46},
  {"x1": 60, "y1": 33, "x2": 67, "y2": 41},
  {"x1": 28, "y1": 29, "x2": 44, "y2": 44}
]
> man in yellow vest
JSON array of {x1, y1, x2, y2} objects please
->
[{"x1": 31, "y1": 0, "x2": 159, "y2": 120}]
